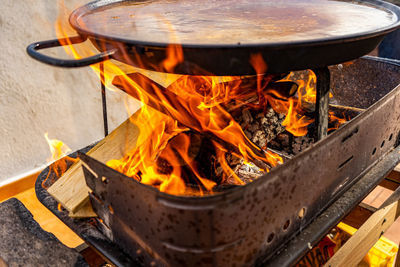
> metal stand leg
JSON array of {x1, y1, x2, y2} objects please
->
[
  {"x1": 100, "y1": 62, "x2": 108, "y2": 137},
  {"x1": 313, "y1": 67, "x2": 330, "y2": 140}
]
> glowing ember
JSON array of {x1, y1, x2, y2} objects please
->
[{"x1": 328, "y1": 111, "x2": 349, "y2": 131}]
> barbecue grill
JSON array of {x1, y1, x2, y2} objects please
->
[
  {"x1": 35, "y1": 56, "x2": 400, "y2": 266},
  {"x1": 27, "y1": 0, "x2": 400, "y2": 266}
]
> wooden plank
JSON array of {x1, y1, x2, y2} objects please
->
[
  {"x1": 324, "y1": 199, "x2": 400, "y2": 267},
  {"x1": 341, "y1": 203, "x2": 375, "y2": 229},
  {"x1": 68, "y1": 199, "x2": 97, "y2": 218},
  {"x1": 48, "y1": 111, "x2": 140, "y2": 213},
  {"x1": 362, "y1": 185, "x2": 394, "y2": 209},
  {"x1": 343, "y1": 165, "x2": 400, "y2": 229},
  {"x1": 387, "y1": 164, "x2": 400, "y2": 183},
  {"x1": 380, "y1": 177, "x2": 400, "y2": 191}
]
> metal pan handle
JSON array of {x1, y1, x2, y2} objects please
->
[{"x1": 27, "y1": 36, "x2": 116, "y2": 68}]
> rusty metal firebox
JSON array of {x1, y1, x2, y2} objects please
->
[{"x1": 34, "y1": 56, "x2": 400, "y2": 266}]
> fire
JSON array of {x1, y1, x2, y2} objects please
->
[
  {"x1": 43, "y1": 133, "x2": 77, "y2": 187},
  {"x1": 253, "y1": 67, "x2": 316, "y2": 137},
  {"x1": 300, "y1": 70, "x2": 317, "y2": 103},
  {"x1": 328, "y1": 111, "x2": 349, "y2": 131},
  {"x1": 162, "y1": 44, "x2": 184, "y2": 73},
  {"x1": 54, "y1": 4, "x2": 328, "y2": 196},
  {"x1": 282, "y1": 71, "x2": 316, "y2": 136},
  {"x1": 108, "y1": 71, "x2": 280, "y2": 195},
  {"x1": 282, "y1": 98, "x2": 313, "y2": 136}
]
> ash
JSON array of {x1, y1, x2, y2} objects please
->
[
  {"x1": 235, "y1": 161, "x2": 263, "y2": 183},
  {"x1": 223, "y1": 154, "x2": 263, "y2": 184},
  {"x1": 221, "y1": 107, "x2": 286, "y2": 185}
]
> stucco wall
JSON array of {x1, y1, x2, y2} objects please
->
[{"x1": 0, "y1": 0, "x2": 140, "y2": 182}]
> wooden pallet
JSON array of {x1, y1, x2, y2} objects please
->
[{"x1": 324, "y1": 165, "x2": 400, "y2": 267}]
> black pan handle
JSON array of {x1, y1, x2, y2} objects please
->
[{"x1": 27, "y1": 36, "x2": 117, "y2": 68}]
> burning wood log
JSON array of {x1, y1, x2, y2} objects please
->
[
  {"x1": 49, "y1": 71, "x2": 310, "y2": 212},
  {"x1": 292, "y1": 135, "x2": 315, "y2": 155},
  {"x1": 112, "y1": 73, "x2": 276, "y2": 170},
  {"x1": 221, "y1": 146, "x2": 293, "y2": 185},
  {"x1": 223, "y1": 78, "x2": 297, "y2": 112},
  {"x1": 300, "y1": 101, "x2": 365, "y2": 115},
  {"x1": 213, "y1": 156, "x2": 261, "y2": 185},
  {"x1": 113, "y1": 73, "x2": 298, "y2": 150},
  {"x1": 224, "y1": 154, "x2": 264, "y2": 184},
  {"x1": 268, "y1": 131, "x2": 315, "y2": 156},
  {"x1": 47, "y1": 113, "x2": 140, "y2": 214},
  {"x1": 234, "y1": 107, "x2": 286, "y2": 148},
  {"x1": 112, "y1": 73, "x2": 312, "y2": 185},
  {"x1": 267, "y1": 102, "x2": 360, "y2": 156}
]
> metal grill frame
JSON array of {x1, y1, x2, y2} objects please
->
[{"x1": 36, "y1": 56, "x2": 400, "y2": 266}]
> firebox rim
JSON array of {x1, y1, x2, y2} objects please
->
[
  {"x1": 73, "y1": 56, "x2": 400, "y2": 206},
  {"x1": 86, "y1": 56, "x2": 400, "y2": 205}
]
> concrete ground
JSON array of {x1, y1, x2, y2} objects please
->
[{"x1": 0, "y1": 0, "x2": 140, "y2": 183}]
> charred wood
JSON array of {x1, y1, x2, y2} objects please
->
[
  {"x1": 113, "y1": 73, "x2": 274, "y2": 170},
  {"x1": 233, "y1": 107, "x2": 285, "y2": 148}
]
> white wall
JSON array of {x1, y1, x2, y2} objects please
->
[{"x1": 0, "y1": 0, "x2": 140, "y2": 182}]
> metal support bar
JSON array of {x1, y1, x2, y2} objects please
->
[
  {"x1": 100, "y1": 62, "x2": 108, "y2": 136},
  {"x1": 313, "y1": 67, "x2": 331, "y2": 140}
]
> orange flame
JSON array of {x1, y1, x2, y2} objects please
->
[
  {"x1": 43, "y1": 133, "x2": 77, "y2": 188},
  {"x1": 282, "y1": 98, "x2": 313, "y2": 136},
  {"x1": 249, "y1": 60, "x2": 316, "y2": 137},
  {"x1": 301, "y1": 70, "x2": 317, "y2": 103},
  {"x1": 162, "y1": 44, "x2": 184, "y2": 73},
  {"x1": 328, "y1": 111, "x2": 348, "y2": 131},
  {"x1": 51, "y1": 4, "x2": 340, "y2": 196}
]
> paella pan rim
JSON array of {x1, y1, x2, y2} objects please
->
[{"x1": 68, "y1": 0, "x2": 400, "y2": 50}]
